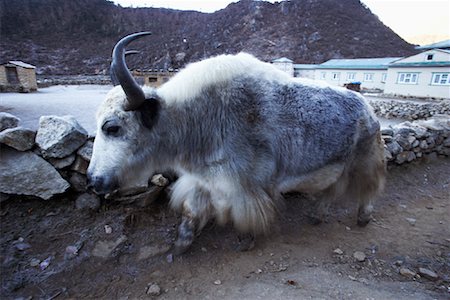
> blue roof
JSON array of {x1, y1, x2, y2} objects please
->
[
  {"x1": 317, "y1": 57, "x2": 402, "y2": 70},
  {"x1": 416, "y1": 39, "x2": 450, "y2": 50},
  {"x1": 293, "y1": 64, "x2": 318, "y2": 69}
]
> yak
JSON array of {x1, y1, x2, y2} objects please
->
[{"x1": 87, "y1": 32, "x2": 386, "y2": 254}]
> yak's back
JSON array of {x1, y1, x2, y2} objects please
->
[
  {"x1": 260, "y1": 79, "x2": 380, "y2": 175},
  {"x1": 157, "y1": 53, "x2": 293, "y2": 104}
]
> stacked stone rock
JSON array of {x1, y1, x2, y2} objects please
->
[
  {"x1": 369, "y1": 99, "x2": 450, "y2": 121},
  {"x1": 0, "y1": 112, "x2": 96, "y2": 206},
  {"x1": 382, "y1": 116, "x2": 450, "y2": 164}
]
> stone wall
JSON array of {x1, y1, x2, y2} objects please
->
[
  {"x1": 381, "y1": 116, "x2": 450, "y2": 164},
  {"x1": 368, "y1": 99, "x2": 450, "y2": 121},
  {"x1": 37, "y1": 75, "x2": 111, "y2": 88},
  {"x1": 1, "y1": 113, "x2": 93, "y2": 202},
  {"x1": 0, "y1": 66, "x2": 7, "y2": 86},
  {"x1": 17, "y1": 67, "x2": 38, "y2": 91},
  {"x1": 0, "y1": 112, "x2": 449, "y2": 201}
]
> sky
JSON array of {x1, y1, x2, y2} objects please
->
[{"x1": 112, "y1": 0, "x2": 450, "y2": 46}]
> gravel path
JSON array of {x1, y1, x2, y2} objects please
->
[{"x1": 0, "y1": 85, "x2": 110, "y2": 135}]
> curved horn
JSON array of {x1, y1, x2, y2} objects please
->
[
  {"x1": 110, "y1": 50, "x2": 140, "y2": 86},
  {"x1": 111, "y1": 32, "x2": 152, "y2": 110}
]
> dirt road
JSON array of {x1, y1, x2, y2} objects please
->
[{"x1": 1, "y1": 154, "x2": 449, "y2": 299}]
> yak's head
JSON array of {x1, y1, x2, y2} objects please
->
[{"x1": 87, "y1": 32, "x2": 160, "y2": 195}]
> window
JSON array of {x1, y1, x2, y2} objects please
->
[
  {"x1": 347, "y1": 72, "x2": 356, "y2": 81},
  {"x1": 431, "y1": 73, "x2": 450, "y2": 85},
  {"x1": 331, "y1": 72, "x2": 340, "y2": 81},
  {"x1": 397, "y1": 73, "x2": 418, "y2": 84},
  {"x1": 364, "y1": 73, "x2": 374, "y2": 82},
  {"x1": 426, "y1": 54, "x2": 434, "y2": 61},
  {"x1": 320, "y1": 72, "x2": 326, "y2": 80},
  {"x1": 381, "y1": 73, "x2": 387, "y2": 83}
]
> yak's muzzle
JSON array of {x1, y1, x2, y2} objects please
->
[{"x1": 86, "y1": 172, "x2": 119, "y2": 195}]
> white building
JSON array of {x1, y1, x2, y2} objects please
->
[
  {"x1": 384, "y1": 43, "x2": 450, "y2": 99},
  {"x1": 293, "y1": 64, "x2": 317, "y2": 79},
  {"x1": 314, "y1": 57, "x2": 401, "y2": 91},
  {"x1": 272, "y1": 57, "x2": 294, "y2": 76}
]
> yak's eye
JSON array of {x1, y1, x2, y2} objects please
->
[
  {"x1": 102, "y1": 121, "x2": 121, "y2": 136},
  {"x1": 106, "y1": 125, "x2": 120, "y2": 135}
]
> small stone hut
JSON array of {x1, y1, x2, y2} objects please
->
[
  {"x1": 0, "y1": 61, "x2": 38, "y2": 92},
  {"x1": 132, "y1": 69, "x2": 177, "y2": 88}
]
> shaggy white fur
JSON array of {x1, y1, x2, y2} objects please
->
[{"x1": 157, "y1": 53, "x2": 292, "y2": 104}]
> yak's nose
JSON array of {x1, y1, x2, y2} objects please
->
[{"x1": 86, "y1": 172, "x2": 117, "y2": 195}]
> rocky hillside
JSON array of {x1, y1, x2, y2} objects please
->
[{"x1": 0, "y1": 0, "x2": 416, "y2": 75}]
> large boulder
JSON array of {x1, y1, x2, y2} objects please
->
[
  {"x1": 0, "y1": 147, "x2": 70, "y2": 200},
  {"x1": 0, "y1": 112, "x2": 20, "y2": 131},
  {"x1": 36, "y1": 115, "x2": 88, "y2": 158},
  {"x1": 0, "y1": 127, "x2": 36, "y2": 151}
]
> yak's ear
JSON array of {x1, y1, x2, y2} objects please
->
[{"x1": 138, "y1": 97, "x2": 161, "y2": 130}]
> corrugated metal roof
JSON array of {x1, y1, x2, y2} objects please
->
[
  {"x1": 272, "y1": 57, "x2": 293, "y2": 63},
  {"x1": 293, "y1": 64, "x2": 318, "y2": 69},
  {"x1": 317, "y1": 57, "x2": 402, "y2": 70},
  {"x1": 416, "y1": 39, "x2": 450, "y2": 50},
  {"x1": 8, "y1": 61, "x2": 36, "y2": 69}
]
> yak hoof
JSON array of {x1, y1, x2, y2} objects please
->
[
  {"x1": 357, "y1": 216, "x2": 371, "y2": 227},
  {"x1": 173, "y1": 238, "x2": 194, "y2": 255},
  {"x1": 357, "y1": 212, "x2": 372, "y2": 227},
  {"x1": 235, "y1": 233, "x2": 255, "y2": 252},
  {"x1": 173, "y1": 216, "x2": 196, "y2": 255},
  {"x1": 357, "y1": 205, "x2": 373, "y2": 227}
]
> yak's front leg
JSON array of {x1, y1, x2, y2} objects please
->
[
  {"x1": 172, "y1": 186, "x2": 212, "y2": 255},
  {"x1": 173, "y1": 211, "x2": 197, "y2": 255}
]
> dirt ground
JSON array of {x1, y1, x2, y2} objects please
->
[{"x1": 1, "y1": 156, "x2": 449, "y2": 299}]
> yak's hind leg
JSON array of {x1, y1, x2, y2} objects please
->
[
  {"x1": 308, "y1": 132, "x2": 385, "y2": 226},
  {"x1": 280, "y1": 163, "x2": 346, "y2": 224},
  {"x1": 170, "y1": 175, "x2": 213, "y2": 254},
  {"x1": 349, "y1": 132, "x2": 386, "y2": 226},
  {"x1": 307, "y1": 170, "x2": 350, "y2": 225},
  {"x1": 307, "y1": 194, "x2": 332, "y2": 225}
]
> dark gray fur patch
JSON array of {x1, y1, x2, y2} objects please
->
[{"x1": 138, "y1": 98, "x2": 161, "y2": 130}]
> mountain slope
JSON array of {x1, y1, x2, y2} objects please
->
[{"x1": 0, "y1": 0, "x2": 416, "y2": 75}]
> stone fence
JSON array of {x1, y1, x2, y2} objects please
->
[
  {"x1": 368, "y1": 98, "x2": 450, "y2": 121},
  {"x1": 1, "y1": 113, "x2": 96, "y2": 204},
  {"x1": 0, "y1": 112, "x2": 449, "y2": 201},
  {"x1": 381, "y1": 116, "x2": 450, "y2": 164},
  {"x1": 37, "y1": 75, "x2": 111, "y2": 88}
]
